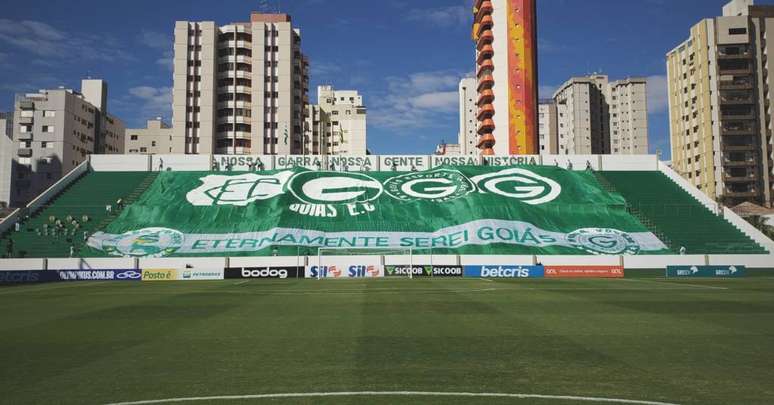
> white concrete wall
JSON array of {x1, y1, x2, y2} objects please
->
[
  {"x1": 721, "y1": 207, "x2": 774, "y2": 253},
  {"x1": 600, "y1": 155, "x2": 658, "y2": 171},
  {"x1": 138, "y1": 257, "x2": 227, "y2": 270},
  {"x1": 459, "y1": 255, "x2": 535, "y2": 265},
  {"x1": 0, "y1": 258, "x2": 46, "y2": 270},
  {"x1": 542, "y1": 154, "x2": 601, "y2": 170},
  {"x1": 90, "y1": 154, "x2": 150, "y2": 172},
  {"x1": 212, "y1": 155, "x2": 275, "y2": 171},
  {"x1": 535, "y1": 255, "x2": 620, "y2": 266},
  {"x1": 47, "y1": 258, "x2": 137, "y2": 270},
  {"x1": 151, "y1": 155, "x2": 211, "y2": 171},
  {"x1": 307, "y1": 255, "x2": 382, "y2": 266},
  {"x1": 383, "y1": 255, "x2": 458, "y2": 266},
  {"x1": 229, "y1": 256, "x2": 304, "y2": 267},
  {"x1": 623, "y1": 255, "x2": 707, "y2": 269}
]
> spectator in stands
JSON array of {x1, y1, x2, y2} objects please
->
[
  {"x1": 679, "y1": 246, "x2": 687, "y2": 255},
  {"x1": 158, "y1": 158, "x2": 164, "y2": 171},
  {"x1": 6, "y1": 239, "x2": 13, "y2": 258},
  {"x1": 69, "y1": 246, "x2": 74, "y2": 258}
]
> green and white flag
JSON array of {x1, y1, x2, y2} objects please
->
[{"x1": 86, "y1": 165, "x2": 669, "y2": 257}]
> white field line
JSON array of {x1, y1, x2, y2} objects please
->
[
  {"x1": 105, "y1": 391, "x2": 680, "y2": 405},
  {"x1": 233, "y1": 280, "x2": 249, "y2": 286},
  {"x1": 479, "y1": 278, "x2": 494, "y2": 282},
  {"x1": 620, "y1": 278, "x2": 728, "y2": 290}
]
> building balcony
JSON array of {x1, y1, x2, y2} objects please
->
[
  {"x1": 217, "y1": 130, "x2": 252, "y2": 139},
  {"x1": 217, "y1": 70, "x2": 251, "y2": 80},
  {"x1": 475, "y1": 1, "x2": 493, "y2": 20},
  {"x1": 218, "y1": 54, "x2": 252, "y2": 64},
  {"x1": 18, "y1": 116, "x2": 33, "y2": 125},
  {"x1": 17, "y1": 132, "x2": 32, "y2": 140},
  {"x1": 477, "y1": 133, "x2": 495, "y2": 148},
  {"x1": 724, "y1": 189, "x2": 759, "y2": 198},
  {"x1": 719, "y1": 94, "x2": 755, "y2": 105},
  {"x1": 477, "y1": 15, "x2": 494, "y2": 35},
  {"x1": 217, "y1": 101, "x2": 252, "y2": 109},
  {"x1": 218, "y1": 40, "x2": 252, "y2": 49},
  {"x1": 477, "y1": 75, "x2": 494, "y2": 91},
  {"x1": 721, "y1": 112, "x2": 756, "y2": 120},
  {"x1": 219, "y1": 85, "x2": 252, "y2": 93},
  {"x1": 478, "y1": 89, "x2": 495, "y2": 105},
  {"x1": 17, "y1": 148, "x2": 32, "y2": 157},
  {"x1": 217, "y1": 115, "x2": 252, "y2": 125},
  {"x1": 721, "y1": 125, "x2": 756, "y2": 135},
  {"x1": 717, "y1": 51, "x2": 752, "y2": 59},
  {"x1": 477, "y1": 45, "x2": 494, "y2": 64},
  {"x1": 722, "y1": 143, "x2": 756, "y2": 151},
  {"x1": 477, "y1": 59, "x2": 494, "y2": 77},
  {"x1": 18, "y1": 100, "x2": 34, "y2": 109},
  {"x1": 723, "y1": 173, "x2": 758, "y2": 183},
  {"x1": 477, "y1": 30, "x2": 494, "y2": 50},
  {"x1": 722, "y1": 159, "x2": 757, "y2": 167},
  {"x1": 477, "y1": 104, "x2": 495, "y2": 120},
  {"x1": 478, "y1": 118, "x2": 495, "y2": 134},
  {"x1": 719, "y1": 80, "x2": 754, "y2": 90}
]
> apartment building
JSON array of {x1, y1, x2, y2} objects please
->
[
  {"x1": 472, "y1": 0, "x2": 539, "y2": 155},
  {"x1": 458, "y1": 77, "x2": 478, "y2": 155},
  {"x1": 666, "y1": 0, "x2": 774, "y2": 207},
  {"x1": 1, "y1": 79, "x2": 124, "y2": 207},
  {"x1": 303, "y1": 85, "x2": 367, "y2": 155},
  {"x1": 553, "y1": 75, "x2": 648, "y2": 155},
  {"x1": 0, "y1": 113, "x2": 13, "y2": 207},
  {"x1": 538, "y1": 100, "x2": 558, "y2": 155},
  {"x1": 610, "y1": 78, "x2": 649, "y2": 154},
  {"x1": 172, "y1": 12, "x2": 309, "y2": 155},
  {"x1": 125, "y1": 118, "x2": 174, "y2": 154}
]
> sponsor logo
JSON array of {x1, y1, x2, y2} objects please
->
[
  {"x1": 470, "y1": 168, "x2": 561, "y2": 205},
  {"x1": 566, "y1": 228, "x2": 640, "y2": 255},
  {"x1": 483, "y1": 156, "x2": 539, "y2": 166},
  {"x1": 181, "y1": 270, "x2": 223, "y2": 280},
  {"x1": 55, "y1": 270, "x2": 142, "y2": 281},
  {"x1": 142, "y1": 269, "x2": 178, "y2": 281},
  {"x1": 464, "y1": 265, "x2": 545, "y2": 278},
  {"x1": 384, "y1": 169, "x2": 475, "y2": 203},
  {"x1": 544, "y1": 266, "x2": 624, "y2": 278},
  {"x1": 0, "y1": 271, "x2": 42, "y2": 284},
  {"x1": 224, "y1": 267, "x2": 301, "y2": 279},
  {"x1": 431, "y1": 266, "x2": 463, "y2": 277},
  {"x1": 288, "y1": 171, "x2": 383, "y2": 205},
  {"x1": 186, "y1": 172, "x2": 294, "y2": 207},
  {"x1": 99, "y1": 228, "x2": 184, "y2": 258},
  {"x1": 666, "y1": 265, "x2": 746, "y2": 278},
  {"x1": 385, "y1": 266, "x2": 430, "y2": 277},
  {"x1": 306, "y1": 265, "x2": 383, "y2": 278},
  {"x1": 384, "y1": 265, "x2": 463, "y2": 277}
]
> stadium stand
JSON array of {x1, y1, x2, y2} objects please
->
[
  {"x1": 600, "y1": 171, "x2": 766, "y2": 254},
  {"x1": 0, "y1": 172, "x2": 156, "y2": 258}
]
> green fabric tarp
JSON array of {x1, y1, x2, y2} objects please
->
[{"x1": 86, "y1": 165, "x2": 669, "y2": 257}]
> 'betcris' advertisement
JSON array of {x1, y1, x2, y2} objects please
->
[
  {"x1": 464, "y1": 265, "x2": 545, "y2": 278},
  {"x1": 305, "y1": 264, "x2": 384, "y2": 278}
]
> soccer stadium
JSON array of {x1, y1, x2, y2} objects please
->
[{"x1": 0, "y1": 153, "x2": 773, "y2": 404}]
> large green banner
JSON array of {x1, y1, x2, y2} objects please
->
[{"x1": 85, "y1": 166, "x2": 669, "y2": 257}]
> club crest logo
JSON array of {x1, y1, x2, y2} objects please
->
[
  {"x1": 470, "y1": 168, "x2": 561, "y2": 205},
  {"x1": 384, "y1": 169, "x2": 475, "y2": 203},
  {"x1": 186, "y1": 171, "x2": 294, "y2": 206},
  {"x1": 100, "y1": 228, "x2": 184, "y2": 258},
  {"x1": 567, "y1": 228, "x2": 641, "y2": 255},
  {"x1": 288, "y1": 171, "x2": 383, "y2": 205}
]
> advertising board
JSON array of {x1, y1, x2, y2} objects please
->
[
  {"x1": 464, "y1": 265, "x2": 545, "y2": 278},
  {"x1": 666, "y1": 265, "x2": 746, "y2": 278},
  {"x1": 544, "y1": 266, "x2": 624, "y2": 278},
  {"x1": 55, "y1": 269, "x2": 142, "y2": 281},
  {"x1": 141, "y1": 269, "x2": 178, "y2": 281},
  {"x1": 225, "y1": 267, "x2": 302, "y2": 279},
  {"x1": 179, "y1": 269, "x2": 224, "y2": 280},
  {"x1": 305, "y1": 264, "x2": 384, "y2": 279},
  {"x1": 384, "y1": 265, "x2": 463, "y2": 277}
]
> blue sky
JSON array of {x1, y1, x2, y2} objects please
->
[{"x1": 0, "y1": 0, "x2": 771, "y2": 158}]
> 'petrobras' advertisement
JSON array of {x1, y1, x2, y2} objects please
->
[{"x1": 464, "y1": 265, "x2": 545, "y2": 278}]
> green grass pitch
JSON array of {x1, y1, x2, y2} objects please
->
[{"x1": 1, "y1": 276, "x2": 773, "y2": 405}]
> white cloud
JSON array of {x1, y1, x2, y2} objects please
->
[
  {"x1": 310, "y1": 61, "x2": 341, "y2": 78},
  {"x1": 127, "y1": 86, "x2": 173, "y2": 120},
  {"x1": 138, "y1": 30, "x2": 174, "y2": 72},
  {"x1": 647, "y1": 75, "x2": 669, "y2": 114},
  {"x1": 405, "y1": 6, "x2": 469, "y2": 27},
  {"x1": 369, "y1": 69, "x2": 466, "y2": 130},
  {"x1": 0, "y1": 19, "x2": 132, "y2": 62}
]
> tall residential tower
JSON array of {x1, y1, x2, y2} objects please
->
[
  {"x1": 667, "y1": 0, "x2": 774, "y2": 207},
  {"x1": 472, "y1": 0, "x2": 539, "y2": 156},
  {"x1": 172, "y1": 13, "x2": 309, "y2": 155}
]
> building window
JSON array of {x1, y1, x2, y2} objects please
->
[
  {"x1": 130, "y1": 135, "x2": 138, "y2": 141},
  {"x1": 729, "y1": 28, "x2": 747, "y2": 35}
]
